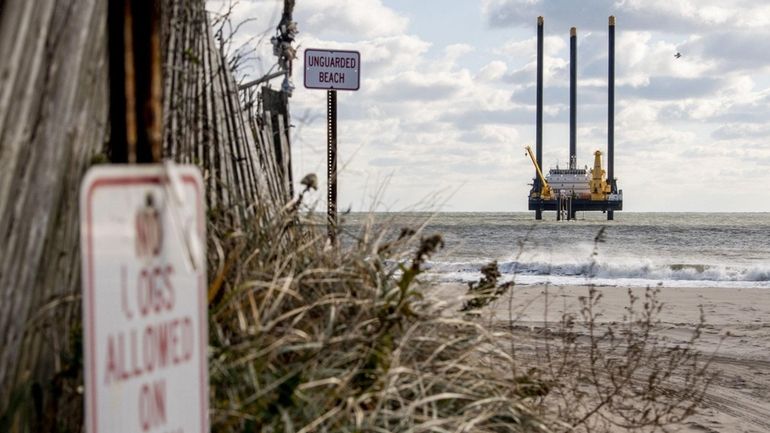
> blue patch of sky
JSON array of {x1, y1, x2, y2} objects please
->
[{"x1": 382, "y1": 0, "x2": 529, "y2": 71}]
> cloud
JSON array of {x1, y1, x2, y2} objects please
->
[
  {"x1": 711, "y1": 123, "x2": 770, "y2": 140},
  {"x1": 368, "y1": 70, "x2": 465, "y2": 102},
  {"x1": 496, "y1": 35, "x2": 566, "y2": 60},
  {"x1": 477, "y1": 61, "x2": 508, "y2": 81},
  {"x1": 297, "y1": 34, "x2": 431, "y2": 78},
  {"x1": 619, "y1": 76, "x2": 723, "y2": 101},
  {"x1": 679, "y1": 31, "x2": 770, "y2": 72},
  {"x1": 483, "y1": 0, "x2": 614, "y2": 31},
  {"x1": 301, "y1": 0, "x2": 409, "y2": 38},
  {"x1": 369, "y1": 156, "x2": 408, "y2": 167},
  {"x1": 440, "y1": 107, "x2": 535, "y2": 128},
  {"x1": 481, "y1": 0, "x2": 770, "y2": 33}
]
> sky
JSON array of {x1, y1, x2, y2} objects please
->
[{"x1": 207, "y1": 0, "x2": 770, "y2": 212}]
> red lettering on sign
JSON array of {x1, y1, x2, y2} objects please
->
[
  {"x1": 137, "y1": 265, "x2": 175, "y2": 317},
  {"x1": 130, "y1": 328, "x2": 142, "y2": 378},
  {"x1": 103, "y1": 315, "x2": 195, "y2": 385},
  {"x1": 139, "y1": 380, "x2": 166, "y2": 432},
  {"x1": 118, "y1": 333, "x2": 127, "y2": 380},
  {"x1": 105, "y1": 336, "x2": 117, "y2": 384}
]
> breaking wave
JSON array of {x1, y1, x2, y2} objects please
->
[{"x1": 424, "y1": 259, "x2": 770, "y2": 288}]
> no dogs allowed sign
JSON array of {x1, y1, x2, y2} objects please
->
[{"x1": 80, "y1": 164, "x2": 208, "y2": 433}]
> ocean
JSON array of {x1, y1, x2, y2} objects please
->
[{"x1": 343, "y1": 212, "x2": 770, "y2": 289}]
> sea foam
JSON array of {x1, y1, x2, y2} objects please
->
[{"x1": 424, "y1": 259, "x2": 770, "y2": 288}]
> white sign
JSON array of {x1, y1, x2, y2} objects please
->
[
  {"x1": 304, "y1": 48, "x2": 360, "y2": 90},
  {"x1": 80, "y1": 165, "x2": 208, "y2": 433}
]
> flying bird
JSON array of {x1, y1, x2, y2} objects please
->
[{"x1": 674, "y1": 52, "x2": 682, "y2": 59}]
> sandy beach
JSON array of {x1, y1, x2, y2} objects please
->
[{"x1": 434, "y1": 283, "x2": 770, "y2": 433}]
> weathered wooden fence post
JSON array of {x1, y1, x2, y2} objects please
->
[{"x1": 108, "y1": 0, "x2": 163, "y2": 163}]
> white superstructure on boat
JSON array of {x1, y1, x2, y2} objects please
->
[{"x1": 545, "y1": 167, "x2": 591, "y2": 195}]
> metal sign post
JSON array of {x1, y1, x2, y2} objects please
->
[
  {"x1": 327, "y1": 90, "x2": 338, "y2": 241},
  {"x1": 303, "y1": 48, "x2": 360, "y2": 241}
]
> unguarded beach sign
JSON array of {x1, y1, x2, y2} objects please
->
[
  {"x1": 80, "y1": 165, "x2": 208, "y2": 433},
  {"x1": 304, "y1": 48, "x2": 360, "y2": 91}
]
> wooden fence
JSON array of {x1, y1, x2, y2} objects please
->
[{"x1": 0, "y1": 0, "x2": 292, "y2": 420}]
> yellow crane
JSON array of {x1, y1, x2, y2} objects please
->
[
  {"x1": 590, "y1": 150, "x2": 612, "y2": 201},
  {"x1": 525, "y1": 145, "x2": 553, "y2": 200}
]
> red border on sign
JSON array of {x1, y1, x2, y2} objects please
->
[
  {"x1": 84, "y1": 174, "x2": 207, "y2": 433},
  {"x1": 303, "y1": 48, "x2": 361, "y2": 91}
]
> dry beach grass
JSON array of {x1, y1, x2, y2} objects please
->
[
  {"x1": 206, "y1": 199, "x2": 553, "y2": 432},
  {"x1": 204, "y1": 197, "x2": 720, "y2": 432}
]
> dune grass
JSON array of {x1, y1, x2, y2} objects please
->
[
  {"x1": 206, "y1": 194, "x2": 556, "y2": 432},
  {"x1": 206, "y1": 191, "x2": 715, "y2": 433}
]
